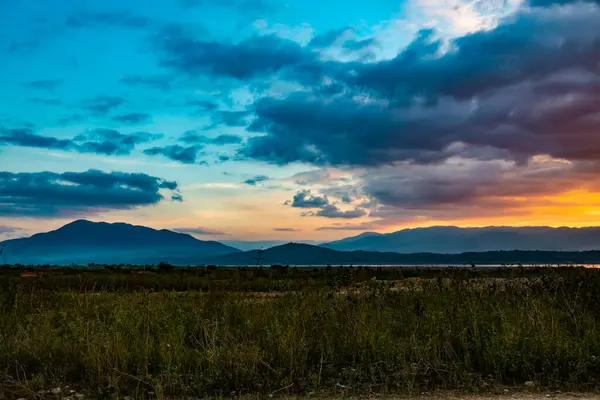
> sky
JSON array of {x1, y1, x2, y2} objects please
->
[{"x1": 1, "y1": 0, "x2": 600, "y2": 242}]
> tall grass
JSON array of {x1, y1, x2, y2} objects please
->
[{"x1": 1, "y1": 267, "x2": 600, "y2": 397}]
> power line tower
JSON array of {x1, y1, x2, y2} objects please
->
[{"x1": 255, "y1": 248, "x2": 264, "y2": 266}]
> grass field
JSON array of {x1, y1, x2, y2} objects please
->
[{"x1": 1, "y1": 265, "x2": 600, "y2": 398}]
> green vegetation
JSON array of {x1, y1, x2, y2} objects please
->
[{"x1": 1, "y1": 265, "x2": 600, "y2": 398}]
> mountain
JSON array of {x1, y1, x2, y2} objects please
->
[
  {"x1": 324, "y1": 226, "x2": 600, "y2": 253},
  {"x1": 204, "y1": 243, "x2": 600, "y2": 266},
  {"x1": 220, "y1": 240, "x2": 321, "y2": 251},
  {"x1": 0, "y1": 220, "x2": 240, "y2": 265}
]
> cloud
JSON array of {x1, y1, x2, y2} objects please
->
[
  {"x1": 0, "y1": 170, "x2": 180, "y2": 217},
  {"x1": 361, "y1": 157, "x2": 590, "y2": 210},
  {"x1": 306, "y1": 155, "x2": 600, "y2": 227},
  {"x1": 289, "y1": 169, "x2": 352, "y2": 186},
  {"x1": 348, "y1": 7, "x2": 600, "y2": 102},
  {"x1": 342, "y1": 37, "x2": 380, "y2": 52},
  {"x1": 185, "y1": 99, "x2": 220, "y2": 112},
  {"x1": 308, "y1": 27, "x2": 379, "y2": 56},
  {"x1": 174, "y1": 227, "x2": 226, "y2": 235},
  {"x1": 112, "y1": 113, "x2": 152, "y2": 125},
  {"x1": 308, "y1": 28, "x2": 351, "y2": 49},
  {"x1": 273, "y1": 227, "x2": 300, "y2": 232},
  {"x1": 211, "y1": 110, "x2": 251, "y2": 126},
  {"x1": 0, "y1": 127, "x2": 161, "y2": 156},
  {"x1": 212, "y1": 134, "x2": 243, "y2": 145},
  {"x1": 8, "y1": 39, "x2": 40, "y2": 54},
  {"x1": 73, "y1": 129, "x2": 162, "y2": 155},
  {"x1": 58, "y1": 114, "x2": 87, "y2": 126},
  {"x1": 144, "y1": 145, "x2": 206, "y2": 164},
  {"x1": 21, "y1": 79, "x2": 61, "y2": 91},
  {"x1": 290, "y1": 190, "x2": 329, "y2": 208},
  {"x1": 242, "y1": 175, "x2": 270, "y2": 185},
  {"x1": 316, "y1": 222, "x2": 378, "y2": 231},
  {"x1": 315, "y1": 204, "x2": 367, "y2": 219},
  {"x1": 179, "y1": 131, "x2": 243, "y2": 145},
  {"x1": 240, "y1": 4, "x2": 600, "y2": 169},
  {"x1": 0, "y1": 225, "x2": 22, "y2": 234},
  {"x1": 120, "y1": 75, "x2": 173, "y2": 91},
  {"x1": 29, "y1": 98, "x2": 63, "y2": 106},
  {"x1": 65, "y1": 12, "x2": 150, "y2": 29},
  {"x1": 155, "y1": 26, "x2": 314, "y2": 80},
  {"x1": 529, "y1": 0, "x2": 600, "y2": 6},
  {"x1": 180, "y1": 0, "x2": 277, "y2": 14},
  {"x1": 0, "y1": 128, "x2": 72, "y2": 151},
  {"x1": 82, "y1": 96, "x2": 125, "y2": 114}
]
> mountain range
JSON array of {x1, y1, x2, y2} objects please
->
[
  {"x1": 3, "y1": 221, "x2": 600, "y2": 265},
  {"x1": 323, "y1": 226, "x2": 600, "y2": 253}
]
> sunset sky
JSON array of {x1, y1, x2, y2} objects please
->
[{"x1": 2, "y1": 0, "x2": 600, "y2": 242}]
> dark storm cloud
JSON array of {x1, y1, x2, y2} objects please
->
[
  {"x1": 0, "y1": 170, "x2": 180, "y2": 217},
  {"x1": 175, "y1": 227, "x2": 226, "y2": 235},
  {"x1": 112, "y1": 113, "x2": 152, "y2": 125},
  {"x1": 21, "y1": 79, "x2": 61, "y2": 91},
  {"x1": 290, "y1": 190, "x2": 329, "y2": 208},
  {"x1": 239, "y1": 5, "x2": 600, "y2": 168},
  {"x1": 0, "y1": 128, "x2": 161, "y2": 156},
  {"x1": 155, "y1": 26, "x2": 314, "y2": 80},
  {"x1": 351, "y1": 9, "x2": 600, "y2": 101},
  {"x1": 65, "y1": 12, "x2": 150, "y2": 29},
  {"x1": 242, "y1": 175, "x2": 270, "y2": 185},
  {"x1": 242, "y1": 92, "x2": 463, "y2": 166},
  {"x1": 82, "y1": 96, "x2": 125, "y2": 114},
  {"x1": 120, "y1": 75, "x2": 173, "y2": 91},
  {"x1": 143, "y1": 145, "x2": 205, "y2": 164}
]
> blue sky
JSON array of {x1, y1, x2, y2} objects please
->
[{"x1": 2, "y1": 0, "x2": 600, "y2": 241}]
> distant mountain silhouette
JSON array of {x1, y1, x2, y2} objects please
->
[
  {"x1": 0, "y1": 220, "x2": 240, "y2": 265},
  {"x1": 220, "y1": 240, "x2": 321, "y2": 251},
  {"x1": 205, "y1": 243, "x2": 600, "y2": 266},
  {"x1": 324, "y1": 226, "x2": 600, "y2": 253}
]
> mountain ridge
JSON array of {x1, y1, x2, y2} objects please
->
[
  {"x1": 205, "y1": 242, "x2": 600, "y2": 266},
  {"x1": 0, "y1": 220, "x2": 240, "y2": 265}
]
